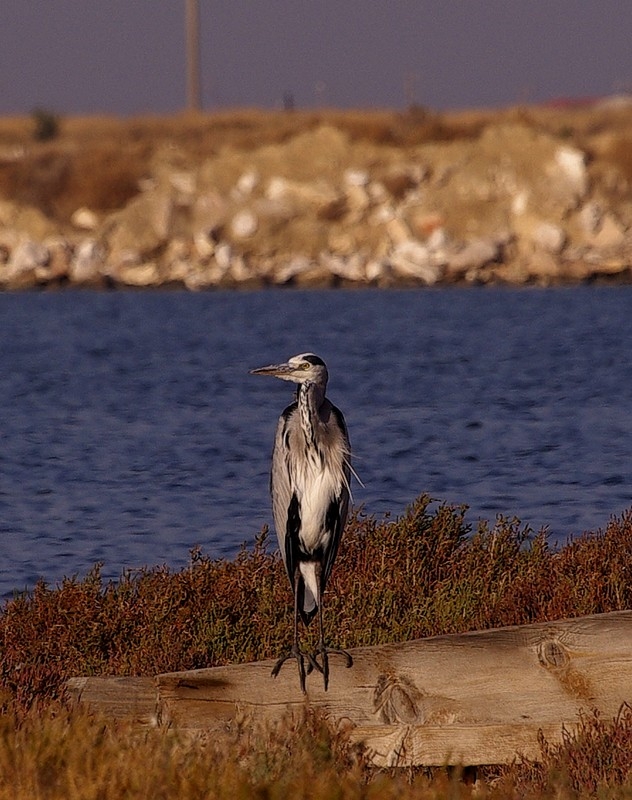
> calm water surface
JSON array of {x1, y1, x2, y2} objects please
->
[{"x1": 0, "y1": 287, "x2": 631, "y2": 598}]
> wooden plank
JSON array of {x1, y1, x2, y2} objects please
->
[
  {"x1": 66, "y1": 676, "x2": 158, "y2": 726},
  {"x1": 65, "y1": 612, "x2": 632, "y2": 765},
  {"x1": 351, "y1": 722, "x2": 579, "y2": 767},
  {"x1": 155, "y1": 611, "x2": 632, "y2": 765}
]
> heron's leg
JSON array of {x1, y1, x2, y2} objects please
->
[
  {"x1": 271, "y1": 566, "x2": 311, "y2": 692},
  {"x1": 317, "y1": 591, "x2": 330, "y2": 691},
  {"x1": 313, "y1": 567, "x2": 353, "y2": 691}
]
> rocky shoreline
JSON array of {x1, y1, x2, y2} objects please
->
[{"x1": 1, "y1": 107, "x2": 632, "y2": 290}]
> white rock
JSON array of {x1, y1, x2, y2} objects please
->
[
  {"x1": 70, "y1": 239, "x2": 104, "y2": 282},
  {"x1": 265, "y1": 176, "x2": 338, "y2": 210},
  {"x1": 532, "y1": 222, "x2": 566, "y2": 254},
  {"x1": 184, "y1": 267, "x2": 222, "y2": 290},
  {"x1": 193, "y1": 192, "x2": 228, "y2": 233},
  {"x1": 555, "y1": 146, "x2": 586, "y2": 183},
  {"x1": 252, "y1": 197, "x2": 294, "y2": 225},
  {"x1": 321, "y1": 253, "x2": 365, "y2": 282},
  {"x1": 117, "y1": 262, "x2": 161, "y2": 287},
  {"x1": 388, "y1": 240, "x2": 440, "y2": 283},
  {"x1": 193, "y1": 231, "x2": 216, "y2": 258},
  {"x1": 327, "y1": 230, "x2": 356, "y2": 255},
  {"x1": 102, "y1": 249, "x2": 141, "y2": 279},
  {"x1": 274, "y1": 256, "x2": 313, "y2": 284},
  {"x1": 8, "y1": 240, "x2": 49, "y2": 275},
  {"x1": 592, "y1": 214, "x2": 626, "y2": 249},
  {"x1": 526, "y1": 251, "x2": 561, "y2": 281},
  {"x1": 229, "y1": 255, "x2": 251, "y2": 282},
  {"x1": 169, "y1": 170, "x2": 196, "y2": 196},
  {"x1": 236, "y1": 170, "x2": 259, "y2": 196},
  {"x1": 447, "y1": 239, "x2": 499, "y2": 274},
  {"x1": 266, "y1": 176, "x2": 291, "y2": 201},
  {"x1": 343, "y1": 169, "x2": 370, "y2": 187},
  {"x1": 71, "y1": 207, "x2": 99, "y2": 231},
  {"x1": 426, "y1": 227, "x2": 449, "y2": 252},
  {"x1": 578, "y1": 202, "x2": 602, "y2": 234},
  {"x1": 368, "y1": 204, "x2": 394, "y2": 225},
  {"x1": 106, "y1": 191, "x2": 173, "y2": 257},
  {"x1": 365, "y1": 259, "x2": 386, "y2": 282},
  {"x1": 214, "y1": 242, "x2": 233, "y2": 272},
  {"x1": 554, "y1": 146, "x2": 588, "y2": 198},
  {"x1": 230, "y1": 209, "x2": 258, "y2": 239},
  {"x1": 35, "y1": 237, "x2": 70, "y2": 281},
  {"x1": 368, "y1": 181, "x2": 388, "y2": 203},
  {"x1": 511, "y1": 190, "x2": 529, "y2": 215},
  {"x1": 166, "y1": 260, "x2": 192, "y2": 283},
  {"x1": 345, "y1": 184, "x2": 370, "y2": 217},
  {"x1": 163, "y1": 238, "x2": 191, "y2": 265},
  {"x1": 385, "y1": 217, "x2": 411, "y2": 245}
]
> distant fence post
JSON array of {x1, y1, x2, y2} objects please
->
[{"x1": 185, "y1": 0, "x2": 201, "y2": 111}]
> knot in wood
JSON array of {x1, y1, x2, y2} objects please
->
[
  {"x1": 537, "y1": 638, "x2": 570, "y2": 669},
  {"x1": 373, "y1": 674, "x2": 424, "y2": 724}
]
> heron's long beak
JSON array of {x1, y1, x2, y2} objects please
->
[{"x1": 249, "y1": 363, "x2": 293, "y2": 378}]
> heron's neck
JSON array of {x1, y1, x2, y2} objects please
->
[{"x1": 297, "y1": 381, "x2": 324, "y2": 448}]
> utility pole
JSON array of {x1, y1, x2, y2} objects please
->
[{"x1": 185, "y1": 0, "x2": 201, "y2": 111}]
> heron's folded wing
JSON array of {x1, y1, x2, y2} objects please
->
[{"x1": 270, "y1": 403, "x2": 297, "y2": 574}]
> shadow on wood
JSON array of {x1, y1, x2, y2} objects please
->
[{"x1": 67, "y1": 610, "x2": 632, "y2": 767}]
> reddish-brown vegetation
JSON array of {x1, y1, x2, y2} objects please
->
[
  {"x1": 2, "y1": 496, "x2": 632, "y2": 715},
  {"x1": 1, "y1": 495, "x2": 632, "y2": 796}
]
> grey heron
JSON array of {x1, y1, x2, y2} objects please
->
[{"x1": 250, "y1": 353, "x2": 353, "y2": 692}]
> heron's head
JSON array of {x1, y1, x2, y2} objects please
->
[{"x1": 250, "y1": 353, "x2": 328, "y2": 388}]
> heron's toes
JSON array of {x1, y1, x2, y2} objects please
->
[
  {"x1": 270, "y1": 654, "x2": 289, "y2": 679},
  {"x1": 305, "y1": 652, "x2": 323, "y2": 675},
  {"x1": 271, "y1": 645, "x2": 311, "y2": 693},
  {"x1": 312, "y1": 646, "x2": 353, "y2": 669},
  {"x1": 309, "y1": 646, "x2": 353, "y2": 690},
  {"x1": 339, "y1": 649, "x2": 353, "y2": 669}
]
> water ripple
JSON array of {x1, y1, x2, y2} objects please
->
[{"x1": 0, "y1": 286, "x2": 631, "y2": 597}]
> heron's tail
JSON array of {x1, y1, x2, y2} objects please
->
[{"x1": 296, "y1": 570, "x2": 318, "y2": 626}]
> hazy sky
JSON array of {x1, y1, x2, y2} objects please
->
[{"x1": 2, "y1": 1, "x2": 632, "y2": 116}]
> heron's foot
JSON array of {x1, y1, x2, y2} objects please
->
[
  {"x1": 271, "y1": 644, "x2": 321, "y2": 693},
  {"x1": 311, "y1": 645, "x2": 353, "y2": 691}
]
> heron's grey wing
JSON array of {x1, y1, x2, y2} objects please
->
[
  {"x1": 320, "y1": 404, "x2": 352, "y2": 589},
  {"x1": 270, "y1": 402, "x2": 298, "y2": 580}
]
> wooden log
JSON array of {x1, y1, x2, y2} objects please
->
[
  {"x1": 353, "y1": 722, "x2": 576, "y2": 767},
  {"x1": 66, "y1": 676, "x2": 158, "y2": 726},
  {"x1": 67, "y1": 611, "x2": 632, "y2": 766}
]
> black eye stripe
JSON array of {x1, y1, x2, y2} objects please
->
[{"x1": 302, "y1": 354, "x2": 325, "y2": 366}]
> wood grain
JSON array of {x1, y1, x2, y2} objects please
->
[
  {"x1": 68, "y1": 610, "x2": 632, "y2": 765},
  {"x1": 67, "y1": 676, "x2": 158, "y2": 726}
]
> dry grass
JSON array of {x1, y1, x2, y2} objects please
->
[
  {"x1": 1, "y1": 495, "x2": 632, "y2": 797},
  {"x1": 3, "y1": 103, "x2": 632, "y2": 229},
  {"x1": 496, "y1": 704, "x2": 632, "y2": 797},
  {"x1": 0, "y1": 108, "x2": 485, "y2": 225},
  {"x1": 1, "y1": 703, "x2": 632, "y2": 799},
  {"x1": 0, "y1": 702, "x2": 481, "y2": 800}
]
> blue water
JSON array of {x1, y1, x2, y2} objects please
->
[{"x1": 0, "y1": 287, "x2": 631, "y2": 599}]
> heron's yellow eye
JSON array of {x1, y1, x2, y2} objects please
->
[{"x1": 300, "y1": 363, "x2": 310, "y2": 370}]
